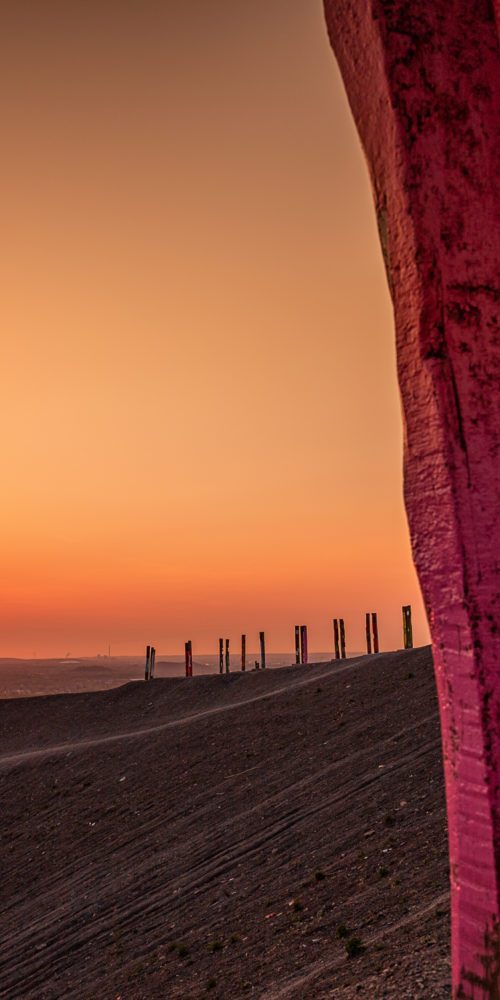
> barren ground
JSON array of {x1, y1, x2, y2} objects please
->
[{"x1": 0, "y1": 647, "x2": 450, "y2": 998}]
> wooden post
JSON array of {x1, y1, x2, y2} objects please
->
[
  {"x1": 254, "y1": 660, "x2": 259, "y2": 671},
  {"x1": 150, "y1": 646, "x2": 156, "y2": 679},
  {"x1": 371, "y1": 613, "x2": 379, "y2": 654},
  {"x1": 300, "y1": 625, "x2": 308, "y2": 665},
  {"x1": 219, "y1": 637, "x2": 224, "y2": 674},
  {"x1": 339, "y1": 618, "x2": 346, "y2": 659},
  {"x1": 259, "y1": 631, "x2": 266, "y2": 669},
  {"x1": 145, "y1": 644, "x2": 151, "y2": 681},
  {"x1": 402, "y1": 605, "x2": 413, "y2": 649},
  {"x1": 225, "y1": 638, "x2": 230, "y2": 673},
  {"x1": 241, "y1": 634, "x2": 246, "y2": 672},
  {"x1": 295, "y1": 625, "x2": 301, "y2": 664},
  {"x1": 365, "y1": 612, "x2": 372, "y2": 654},
  {"x1": 185, "y1": 640, "x2": 193, "y2": 677},
  {"x1": 333, "y1": 619, "x2": 340, "y2": 660}
]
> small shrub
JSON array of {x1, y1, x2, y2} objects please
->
[
  {"x1": 177, "y1": 944, "x2": 190, "y2": 958},
  {"x1": 384, "y1": 813, "x2": 396, "y2": 827},
  {"x1": 336, "y1": 923, "x2": 350, "y2": 939},
  {"x1": 207, "y1": 978, "x2": 217, "y2": 991},
  {"x1": 345, "y1": 936, "x2": 364, "y2": 959},
  {"x1": 315, "y1": 870, "x2": 326, "y2": 882},
  {"x1": 208, "y1": 940, "x2": 223, "y2": 953},
  {"x1": 229, "y1": 934, "x2": 240, "y2": 944},
  {"x1": 292, "y1": 899, "x2": 303, "y2": 912},
  {"x1": 378, "y1": 865, "x2": 389, "y2": 878}
]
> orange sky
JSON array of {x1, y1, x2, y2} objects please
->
[{"x1": 1, "y1": 0, "x2": 429, "y2": 658}]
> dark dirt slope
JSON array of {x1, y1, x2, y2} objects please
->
[{"x1": 0, "y1": 648, "x2": 450, "y2": 999}]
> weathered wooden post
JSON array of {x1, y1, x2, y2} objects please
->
[
  {"x1": 241, "y1": 634, "x2": 246, "y2": 672},
  {"x1": 402, "y1": 605, "x2": 413, "y2": 649},
  {"x1": 145, "y1": 644, "x2": 151, "y2": 681},
  {"x1": 406, "y1": 606, "x2": 413, "y2": 649},
  {"x1": 259, "y1": 631, "x2": 266, "y2": 669},
  {"x1": 300, "y1": 625, "x2": 308, "y2": 664},
  {"x1": 365, "y1": 613, "x2": 372, "y2": 654},
  {"x1": 333, "y1": 619, "x2": 340, "y2": 660},
  {"x1": 150, "y1": 646, "x2": 156, "y2": 679},
  {"x1": 219, "y1": 637, "x2": 224, "y2": 675},
  {"x1": 295, "y1": 625, "x2": 301, "y2": 664},
  {"x1": 225, "y1": 638, "x2": 230, "y2": 673},
  {"x1": 371, "y1": 613, "x2": 379, "y2": 654},
  {"x1": 185, "y1": 640, "x2": 193, "y2": 677},
  {"x1": 339, "y1": 619, "x2": 346, "y2": 659}
]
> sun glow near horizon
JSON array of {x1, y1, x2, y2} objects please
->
[{"x1": 0, "y1": 0, "x2": 429, "y2": 659}]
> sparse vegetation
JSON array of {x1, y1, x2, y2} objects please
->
[
  {"x1": 208, "y1": 940, "x2": 223, "y2": 953},
  {"x1": 345, "y1": 936, "x2": 364, "y2": 959},
  {"x1": 177, "y1": 944, "x2": 190, "y2": 958},
  {"x1": 292, "y1": 899, "x2": 303, "y2": 912},
  {"x1": 378, "y1": 865, "x2": 389, "y2": 878},
  {"x1": 314, "y1": 870, "x2": 326, "y2": 882},
  {"x1": 229, "y1": 933, "x2": 240, "y2": 944},
  {"x1": 336, "y1": 923, "x2": 350, "y2": 939},
  {"x1": 206, "y1": 978, "x2": 217, "y2": 991}
]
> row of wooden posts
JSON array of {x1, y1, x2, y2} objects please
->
[{"x1": 143, "y1": 605, "x2": 414, "y2": 680}]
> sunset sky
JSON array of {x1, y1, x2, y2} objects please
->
[{"x1": 1, "y1": 0, "x2": 429, "y2": 658}]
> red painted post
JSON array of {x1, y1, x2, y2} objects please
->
[
  {"x1": 295, "y1": 625, "x2": 301, "y2": 664},
  {"x1": 259, "y1": 631, "x2": 266, "y2": 669},
  {"x1": 333, "y1": 619, "x2": 340, "y2": 660},
  {"x1": 300, "y1": 625, "x2": 308, "y2": 665},
  {"x1": 219, "y1": 637, "x2": 223, "y2": 675},
  {"x1": 339, "y1": 619, "x2": 346, "y2": 659},
  {"x1": 324, "y1": 5, "x2": 500, "y2": 983},
  {"x1": 371, "y1": 613, "x2": 379, "y2": 654},
  {"x1": 225, "y1": 638, "x2": 230, "y2": 674},
  {"x1": 185, "y1": 641, "x2": 192, "y2": 677},
  {"x1": 365, "y1": 613, "x2": 372, "y2": 654},
  {"x1": 145, "y1": 644, "x2": 151, "y2": 681},
  {"x1": 241, "y1": 634, "x2": 246, "y2": 672}
]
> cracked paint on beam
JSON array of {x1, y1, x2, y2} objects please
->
[{"x1": 323, "y1": 1, "x2": 500, "y2": 993}]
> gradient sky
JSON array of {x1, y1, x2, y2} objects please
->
[{"x1": 1, "y1": 0, "x2": 429, "y2": 658}]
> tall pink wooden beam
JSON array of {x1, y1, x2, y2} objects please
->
[{"x1": 323, "y1": 1, "x2": 500, "y2": 991}]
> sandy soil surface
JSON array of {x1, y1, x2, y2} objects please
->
[{"x1": 0, "y1": 647, "x2": 450, "y2": 998}]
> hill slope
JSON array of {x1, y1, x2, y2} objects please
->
[{"x1": 0, "y1": 648, "x2": 450, "y2": 998}]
